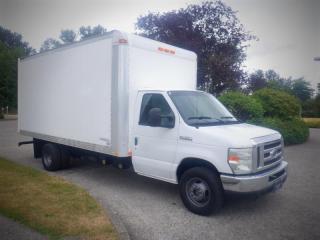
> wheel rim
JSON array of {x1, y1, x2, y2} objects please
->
[
  {"x1": 43, "y1": 153, "x2": 52, "y2": 167},
  {"x1": 186, "y1": 177, "x2": 211, "y2": 207}
]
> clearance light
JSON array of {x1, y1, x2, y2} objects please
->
[
  {"x1": 158, "y1": 47, "x2": 175, "y2": 55},
  {"x1": 118, "y1": 39, "x2": 128, "y2": 44}
]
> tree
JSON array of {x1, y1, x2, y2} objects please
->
[
  {"x1": 40, "y1": 38, "x2": 62, "y2": 52},
  {"x1": 264, "y1": 69, "x2": 280, "y2": 82},
  {"x1": 59, "y1": 29, "x2": 77, "y2": 44},
  {"x1": 136, "y1": 1, "x2": 255, "y2": 95},
  {"x1": 79, "y1": 25, "x2": 107, "y2": 40},
  {"x1": 0, "y1": 42, "x2": 24, "y2": 109},
  {"x1": 0, "y1": 26, "x2": 35, "y2": 55},
  {"x1": 39, "y1": 25, "x2": 107, "y2": 52},
  {"x1": 247, "y1": 68, "x2": 315, "y2": 102},
  {"x1": 265, "y1": 69, "x2": 292, "y2": 92},
  {"x1": 0, "y1": 26, "x2": 34, "y2": 110},
  {"x1": 247, "y1": 70, "x2": 267, "y2": 92},
  {"x1": 291, "y1": 78, "x2": 314, "y2": 102},
  {"x1": 302, "y1": 97, "x2": 320, "y2": 117}
]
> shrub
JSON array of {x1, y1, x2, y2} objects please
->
[
  {"x1": 253, "y1": 117, "x2": 309, "y2": 145},
  {"x1": 302, "y1": 97, "x2": 320, "y2": 118},
  {"x1": 0, "y1": 112, "x2": 3, "y2": 119},
  {"x1": 218, "y1": 91, "x2": 264, "y2": 121},
  {"x1": 303, "y1": 118, "x2": 320, "y2": 128},
  {"x1": 253, "y1": 88, "x2": 300, "y2": 120}
]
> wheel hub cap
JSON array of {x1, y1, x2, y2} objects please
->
[
  {"x1": 44, "y1": 154, "x2": 52, "y2": 166},
  {"x1": 186, "y1": 177, "x2": 211, "y2": 207}
]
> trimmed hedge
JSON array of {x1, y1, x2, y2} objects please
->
[
  {"x1": 218, "y1": 91, "x2": 264, "y2": 122},
  {"x1": 218, "y1": 89, "x2": 309, "y2": 145},
  {"x1": 252, "y1": 117, "x2": 309, "y2": 145},
  {"x1": 253, "y1": 88, "x2": 300, "y2": 120}
]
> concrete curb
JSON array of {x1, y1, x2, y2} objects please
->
[{"x1": 101, "y1": 200, "x2": 131, "y2": 240}]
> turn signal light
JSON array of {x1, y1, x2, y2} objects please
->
[{"x1": 228, "y1": 155, "x2": 240, "y2": 162}]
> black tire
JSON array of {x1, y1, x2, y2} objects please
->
[
  {"x1": 60, "y1": 147, "x2": 71, "y2": 169},
  {"x1": 41, "y1": 143, "x2": 61, "y2": 171},
  {"x1": 179, "y1": 167, "x2": 224, "y2": 215}
]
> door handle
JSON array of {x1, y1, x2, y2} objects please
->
[{"x1": 134, "y1": 137, "x2": 138, "y2": 146}]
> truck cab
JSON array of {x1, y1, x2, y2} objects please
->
[{"x1": 133, "y1": 90, "x2": 288, "y2": 215}]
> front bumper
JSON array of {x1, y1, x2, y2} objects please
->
[{"x1": 221, "y1": 161, "x2": 288, "y2": 193}]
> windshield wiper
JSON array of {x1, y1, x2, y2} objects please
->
[
  {"x1": 220, "y1": 116, "x2": 241, "y2": 123},
  {"x1": 188, "y1": 116, "x2": 224, "y2": 124},
  {"x1": 188, "y1": 116, "x2": 212, "y2": 120},
  {"x1": 220, "y1": 116, "x2": 234, "y2": 119}
]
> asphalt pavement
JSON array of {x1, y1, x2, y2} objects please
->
[
  {"x1": 0, "y1": 215, "x2": 47, "y2": 240},
  {"x1": 0, "y1": 120, "x2": 319, "y2": 240}
]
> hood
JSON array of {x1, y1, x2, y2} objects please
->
[{"x1": 187, "y1": 123, "x2": 281, "y2": 147}]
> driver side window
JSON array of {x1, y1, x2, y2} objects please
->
[{"x1": 139, "y1": 93, "x2": 174, "y2": 127}]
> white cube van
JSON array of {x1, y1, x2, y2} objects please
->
[{"x1": 18, "y1": 30, "x2": 288, "y2": 215}]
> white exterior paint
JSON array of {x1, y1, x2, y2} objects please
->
[
  {"x1": 19, "y1": 37, "x2": 113, "y2": 148},
  {"x1": 132, "y1": 91, "x2": 181, "y2": 183},
  {"x1": 127, "y1": 34, "x2": 197, "y2": 149},
  {"x1": 174, "y1": 121, "x2": 281, "y2": 176},
  {"x1": 19, "y1": 31, "x2": 197, "y2": 157}
]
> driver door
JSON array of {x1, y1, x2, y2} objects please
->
[{"x1": 132, "y1": 92, "x2": 178, "y2": 183}]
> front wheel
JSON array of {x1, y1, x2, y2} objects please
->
[{"x1": 179, "y1": 167, "x2": 224, "y2": 215}]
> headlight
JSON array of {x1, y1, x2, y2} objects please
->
[{"x1": 228, "y1": 148, "x2": 253, "y2": 174}]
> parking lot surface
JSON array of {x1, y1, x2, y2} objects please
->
[{"x1": 0, "y1": 120, "x2": 319, "y2": 240}]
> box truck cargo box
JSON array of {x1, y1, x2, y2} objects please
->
[
  {"x1": 19, "y1": 31, "x2": 196, "y2": 157},
  {"x1": 18, "y1": 30, "x2": 287, "y2": 215}
]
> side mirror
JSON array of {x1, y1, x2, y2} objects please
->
[
  {"x1": 148, "y1": 108, "x2": 161, "y2": 126},
  {"x1": 148, "y1": 108, "x2": 175, "y2": 128},
  {"x1": 160, "y1": 115, "x2": 175, "y2": 128}
]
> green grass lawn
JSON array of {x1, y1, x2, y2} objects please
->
[
  {"x1": 0, "y1": 157, "x2": 118, "y2": 240},
  {"x1": 303, "y1": 118, "x2": 320, "y2": 128}
]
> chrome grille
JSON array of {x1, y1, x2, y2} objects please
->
[{"x1": 256, "y1": 139, "x2": 283, "y2": 171}]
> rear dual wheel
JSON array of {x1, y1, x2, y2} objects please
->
[{"x1": 41, "y1": 143, "x2": 70, "y2": 171}]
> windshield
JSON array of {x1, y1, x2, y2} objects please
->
[{"x1": 168, "y1": 91, "x2": 238, "y2": 127}]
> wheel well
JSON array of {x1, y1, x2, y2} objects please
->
[
  {"x1": 177, "y1": 158, "x2": 219, "y2": 183},
  {"x1": 33, "y1": 138, "x2": 46, "y2": 158}
]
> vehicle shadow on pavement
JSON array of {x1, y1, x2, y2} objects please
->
[
  {"x1": 63, "y1": 156, "x2": 179, "y2": 196},
  {"x1": 63, "y1": 157, "x2": 275, "y2": 216},
  {"x1": 222, "y1": 193, "x2": 272, "y2": 214}
]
